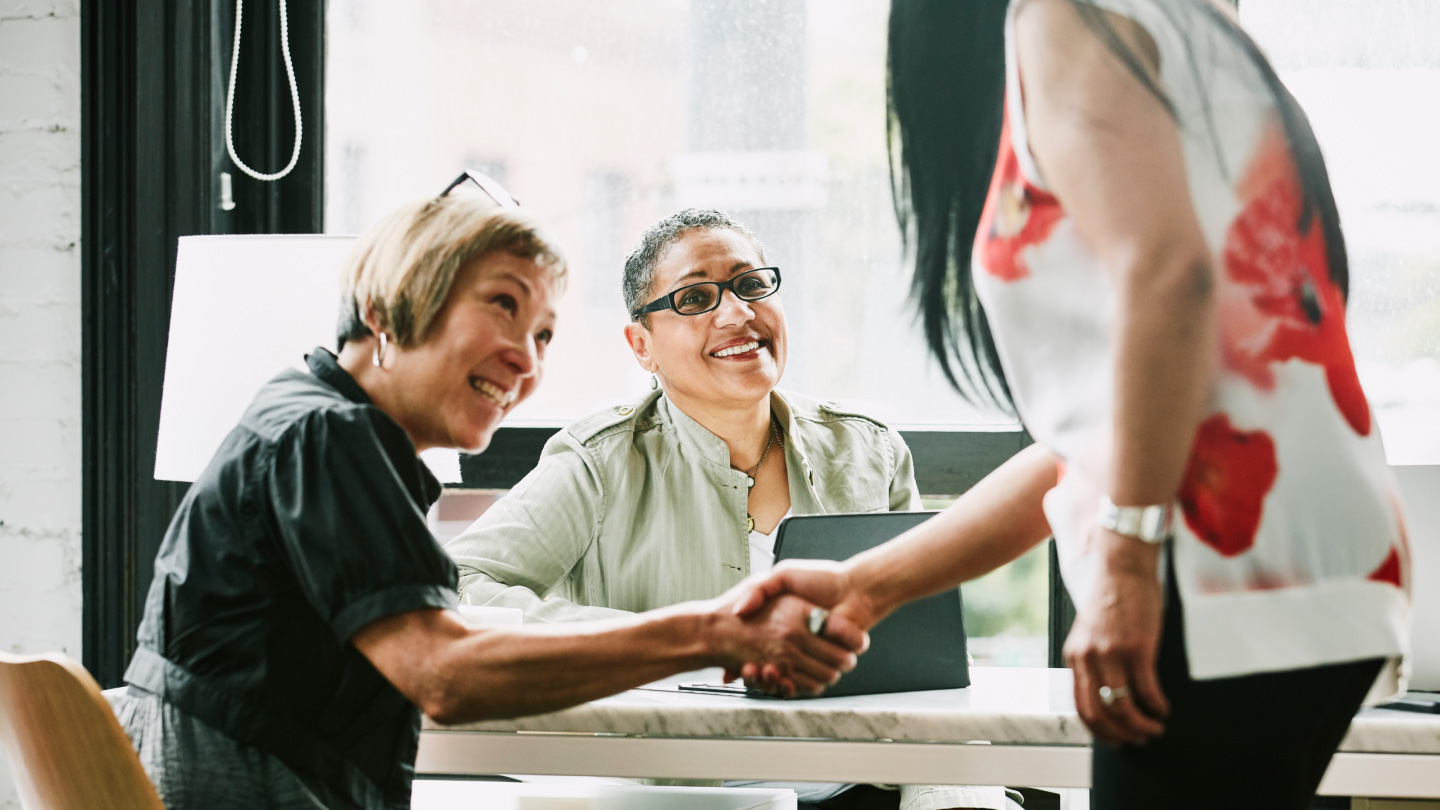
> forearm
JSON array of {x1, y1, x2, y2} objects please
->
[
  {"x1": 850, "y1": 443, "x2": 1059, "y2": 621},
  {"x1": 1109, "y1": 246, "x2": 1217, "y2": 508},
  {"x1": 421, "y1": 603, "x2": 716, "y2": 723}
]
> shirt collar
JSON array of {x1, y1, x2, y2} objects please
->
[
  {"x1": 655, "y1": 389, "x2": 816, "y2": 473},
  {"x1": 305, "y1": 347, "x2": 443, "y2": 506},
  {"x1": 305, "y1": 347, "x2": 373, "y2": 406}
]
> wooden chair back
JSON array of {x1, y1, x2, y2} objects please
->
[{"x1": 0, "y1": 651, "x2": 164, "y2": 810}]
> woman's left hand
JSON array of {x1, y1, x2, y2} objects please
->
[{"x1": 1063, "y1": 528, "x2": 1170, "y2": 746}]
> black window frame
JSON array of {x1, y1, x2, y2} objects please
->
[{"x1": 81, "y1": 0, "x2": 325, "y2": 686}]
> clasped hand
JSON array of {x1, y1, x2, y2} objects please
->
[{"x1": 719, "y1": 561, "x2": 877, "y2": 696}]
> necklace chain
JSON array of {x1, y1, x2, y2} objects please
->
[
  {"x1": 733, "y1": 417, "x2": 779, "y2": 483},
  {"x1": 736, "y1": 418, "x2": 782, "y2": 533}
]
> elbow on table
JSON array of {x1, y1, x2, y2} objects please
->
[
  {"x1": 416, "y1": 669, "x2": 465, "y2": 726},
  {"x1": 414, "y1": 646, "x2": 521, "y2": 725},
  {"x1": 422, "y1": 682, "x2": 518, "y2": 726},
  {"x1": 411, "y1": 641, "x2": 484, "y2": 726},
  {"x1": 424, "y1": 691, "x2": 522, "y2": 725},
  {"x1": 422, "y1": 702, "x2": 463, "y2": 727}
]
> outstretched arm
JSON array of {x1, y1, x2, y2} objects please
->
[
  {"x1": 353, "y1": 587, "x2": 867, "y2": 724},
  {"x1": 738, "y1": 442, "x2": 1058, "y2": 631}
]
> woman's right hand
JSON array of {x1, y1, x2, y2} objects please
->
[{"x1": 1062, "y1": 529, "x2": 1170, "y2": 746}]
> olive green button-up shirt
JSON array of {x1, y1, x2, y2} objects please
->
[
  {"x1": 444, "y1": 390, "x2": 1013, "y2": 810},
  {"x1": 445, "y1": 388, "x2": 921, "y2": 622}
]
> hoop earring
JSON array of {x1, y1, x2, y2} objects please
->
[
  {"x1": 372, "y1": 332, "x2": 389, "y2": 368},
  {"x1": 650, "y1": 374, "x2": 658, "y2": 390}
]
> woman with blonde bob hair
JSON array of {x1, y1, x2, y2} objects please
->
[{"x1": 110, "y1": 177, "x2": 865, "y2": 810}]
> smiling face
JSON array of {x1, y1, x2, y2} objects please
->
[
  {"x1": 625, "y1": 227, "x2": 787, "y2": 411},
  {"x1": 382, "y1": 250, "x2": 559, "y2": 453}
]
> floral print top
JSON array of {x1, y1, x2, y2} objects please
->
[{"x1": 975, "y1": 0, "x2": 1409, "y2": 684}]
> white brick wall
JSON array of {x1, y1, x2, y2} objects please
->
[{"x1": 0, "y1": 0, "x2": 83, "y2": 806}]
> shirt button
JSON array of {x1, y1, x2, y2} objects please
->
[{"x1": 617, "y1": 406, "x2": 633, "y2": 416}]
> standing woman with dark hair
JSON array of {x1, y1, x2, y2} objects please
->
[{"x1": 738, "y1": 1, "x2": 1411, "y2": 807}]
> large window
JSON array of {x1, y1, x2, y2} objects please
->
[
  {"x1": 326, "y1": 0, "x2": 1047, "y2": 666},
  {"x1": 327, "y1": 1, "x2": 1440, "y2": 669},
  {"x1": 1244, "y1": 0, "x2": 1440, "y2": 464},
  {"x1": 325, "y1": 0, "x2": 1014, "y2": 428}
]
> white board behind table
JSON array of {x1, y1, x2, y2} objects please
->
[{"x1": 154, "y1": 235, "x2": 462, "y2": 484}]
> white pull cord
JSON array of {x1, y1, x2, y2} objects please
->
[{"x1": 224, "y1": 0, "x2": 303, "y2": 182}]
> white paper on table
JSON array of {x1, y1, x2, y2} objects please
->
[{"x1": 154, "y1": 234, "x2": 462, "y2": 484}]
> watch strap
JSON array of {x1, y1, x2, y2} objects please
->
[{"x1": 1098, "y1": 495, "x2": 1172, "y2": 543}]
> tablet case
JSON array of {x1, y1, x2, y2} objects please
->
[{"x1": 773, "y1": 511, "x2": 969, "y2": 698}]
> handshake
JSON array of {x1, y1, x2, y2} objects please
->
[{"x1": 697, "y1": 560, "x2": 883, "y2": 698}]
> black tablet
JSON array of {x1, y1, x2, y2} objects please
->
[{"x1": 772, "y1": 511, "x2": 969, "y2": 698}]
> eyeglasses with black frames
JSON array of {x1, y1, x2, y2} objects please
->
[
  {"x1": 631, "y1": 267, "x2": 782, "y2": 320},
  {"x1": 439, "y1": 169, "x2": 520, "y2": 207}
]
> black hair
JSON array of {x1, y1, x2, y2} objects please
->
[{"x1": 889, "y1": 0, "x2": 1349, "y2": 413}]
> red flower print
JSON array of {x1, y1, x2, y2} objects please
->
[
  {"x1": 1368, "y1": 546, "x2": 1402, "y2": 588},
  {"x1": 1369, "y1": 496, "x2": 1409, "y2": 589},
  {"x1": 1220, "y1": 120, "x2": 1371, "y2": 435},
  {"x1": 977, "y1": 111, "x2": 1063, "y2": 282},
  {"x1": 1179, "y1": 414, "x2": 1279, "y2": 558}
]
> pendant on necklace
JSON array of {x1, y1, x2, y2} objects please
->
[
  {"x1": 747, "y1": 514, "x2": 755, "y2": 532},
  {"x1": 746, "y1": 475, "x2": 755, "y2": 489}
]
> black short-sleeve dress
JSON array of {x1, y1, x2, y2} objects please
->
[{"x1": 115, "y1": 348, "x2": 458, "y2": 810}]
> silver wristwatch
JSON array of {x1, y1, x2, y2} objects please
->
[{"x1": 1097, "y1": 494, "x2": 1173, "y2": 543}]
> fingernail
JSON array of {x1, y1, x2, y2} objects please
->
[
  {"x1": 829, "y1": 671, "x2": 841, "y2": 685},
  {"x1": 844, "y1": 654, "x2": 857, "y2": 671}
]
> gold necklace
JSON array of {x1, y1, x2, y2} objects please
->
[
  {"x1": 734, "y1": 418, "x2": 782, "y2": 532},
  {"x1": 734, "y1": 421, "x2": 775, "y2": 490}
]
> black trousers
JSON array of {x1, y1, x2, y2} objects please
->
[{"x1": 1091, "y1": 562, "x2": 1384, "y2": 810}]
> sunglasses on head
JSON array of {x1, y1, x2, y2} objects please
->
[{"x1": 439, "y1": 170, "x2": 520, "y2": 207}]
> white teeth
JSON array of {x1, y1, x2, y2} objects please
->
[
  {"x1": 711, "y1": 341, "x2": 761, "y2": 358},
  {"x1": 470, "y1": 377, "x2": 515, "y2": 408}
]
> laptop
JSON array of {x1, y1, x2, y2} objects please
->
[{"x1": 772, "y1": 511, "x2": 969, "y2": 698}]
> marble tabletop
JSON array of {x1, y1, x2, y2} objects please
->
[{"x1": 429, "y1": 667, "x2": 1440, "y2": 755}]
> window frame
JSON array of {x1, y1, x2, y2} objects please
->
[{"x1": 81, "y1": 0, "x2": 326, "y2": 686}]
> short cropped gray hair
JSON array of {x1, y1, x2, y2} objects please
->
[{"x1": 621, "y1": 209, "x2": 766, "y2": 324}]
